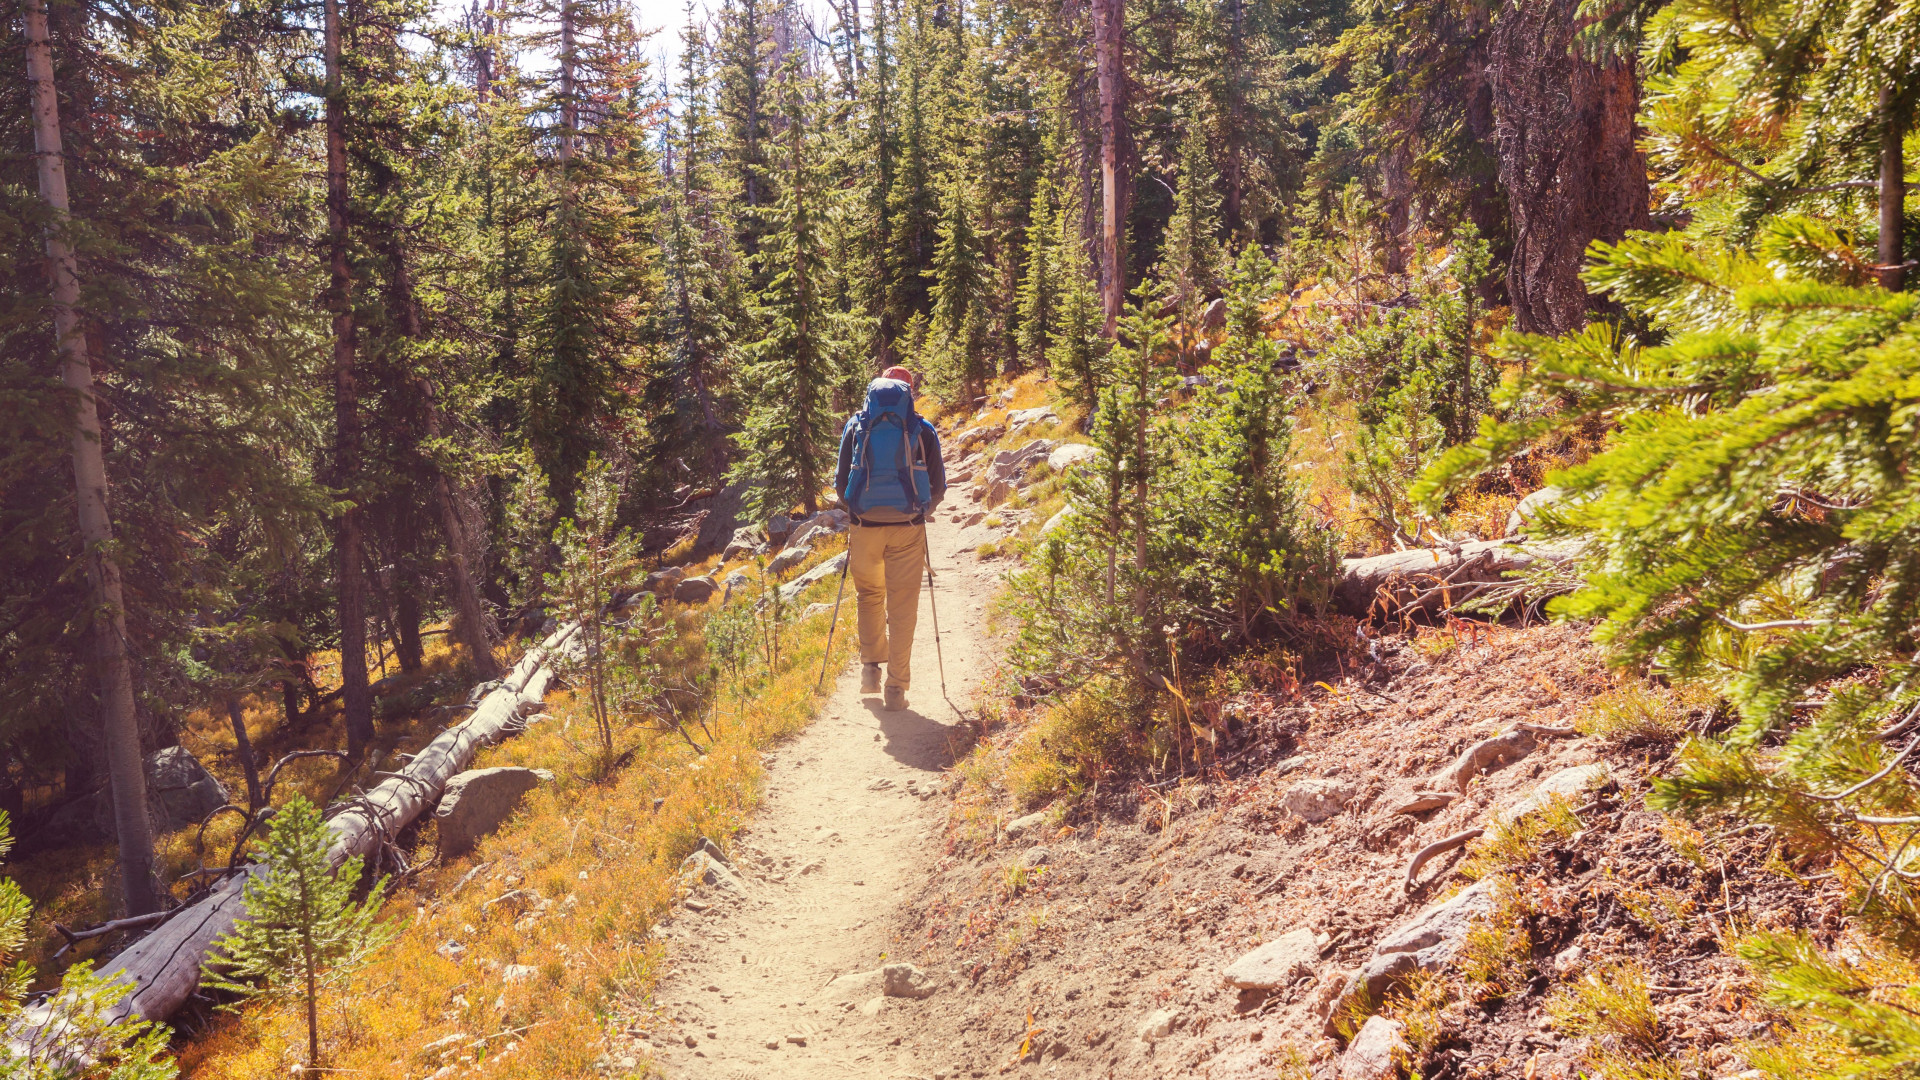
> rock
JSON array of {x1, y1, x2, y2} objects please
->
[
  {"x1": 436, "y1": 941, "x2": 467, "y2": 963},
  {"x1": 1017, "y1": 846, "x2": 1051, "y2": 869},
  {"x1": 765, "y1": 1038, "x2": 781, "y2": 1050},
  {"x1": 952, "y1": 423, "x2": 1005, "y2": 454},
  {"x1": 723, "y1": 526, "x2": 761, "y2": 561},
  {"x1": 1493, "y1": 762, "x2": 1610, "y2": 825},
  {"x1": 860, "y1": 996, "x2": 886, "y2": 1017},
  {"x1": 803, "y1": 602, "x2": 833, "y2": 620},
  {"x1": 1335, "y1": 538, "x2": 1584, "y2": 617},
  {"x1": 1339, "y1": 1017, "x2": 1407, "y2": 1080},
  {"x1": 724, "y1": 569, "x2": 752, "y2": 589},
  {"x1": 776, "y1": 553, "x2": 848, "y2": 603},
  {"x1": 1039, "y1": 507, "x2": 1075, "y2": 536},
  {"x1": 144, "y1": 746, "x2": 230, "y2": 832},
  {"x1": 674, "y1": 575, "x2": 718, "y2": 604},
  {"x1": 645, "y1": 567, "x2": 686, "y2": 594},
  {"x1": 1046, "y1": 443, "x2": 1100, "y2": 473},
  {"x1": 688, "y1": 479, "x2": 748, "y2": 559},
  {"x1": 766, "y1": 513, "x2": 796, "y2": 544},
  {"x1": 1374, "y1": 878, "x2": 1495, "y2": 958},
  {"x1": 1282, "y1": 778, "x2": 1356, "y2": 823},
  {"x1": 882, "y1": 962, "x2": 937, "y2": 999},
  {"x1": 785, "y1": 523, "x2": 826, "y2": 552},
  {"x1": 979, "y1": 439, "x2": 1055, "y2": 505},
  {"x1": 1506, "y1": 485, "x2": 1566, "y2": 536},
  {"x1": 1007, "y1": 405, "x2": 1058, "y2": 433},
  {"x1": 501, "y1": 964, "x2": 538, "y2": 984},
  {"x1": 768, "y1": 545, "x2": 811, "y2": 576},
  {"x1": 1201, "y1": 297, "x2": 1228, "y2": 333},
  {"x1": 785, "y1": 1034, "x2": 807, "y2": 1046},
  {"x1": 1136, "y1": 1008, "x2": 1177, "y2": 1043},
  {"x1": 1005, "y1": 811, "x2": 1047, "y2": 838},
  {"x1": 1223, "y1": 928, "x2": 1320, "y2": 990},
  {"x1": 680, "y1": 849, "x2": 746, "y2": 895},
  {"x1": 435, "y1": 766, "x2": 546, "y2": 856}
]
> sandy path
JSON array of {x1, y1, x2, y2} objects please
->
[{"x1": 644, "y1": 511, "x2": 999, "y2": 1079}]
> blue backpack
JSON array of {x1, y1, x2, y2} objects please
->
[{"x1": 842, "y1": 379, "x2": 932, "y2": 516}]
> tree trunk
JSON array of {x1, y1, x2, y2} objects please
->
[
  {"x1": 394, "y1": 585, "x2": 424, "y2": 672},
  {"x1": 226, "y1": 698, "x2": 263, "y2": 811},
  {"x1": 59, "y1": 624, "x2": 577, "y2": 1033},
  {"x1": 325, "y1": 0, "x2": 374, "y2": 758},
  {"x1": 1224, "y1": 0, "x2": 1245, "y2": 239},
  {"x1": 24, "y1": 0, "x2": 161, "y2": 917},
  {"x1": 1488, "y1": 0, "x2": 1650, "y2": 335},
  {"x1": 1880, "y1": 87, "x2": 1906, "y2": 293},
  {"x1": 1093, "y1": 0, "x2": 1127, "y2": 335}
]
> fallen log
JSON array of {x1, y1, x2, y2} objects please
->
[
  {"x1": 17, "y1": 622, "x2": 579, "y2": 1037},
  {"x1": 1334, "y1": 538, "x2": 1582, "y2": 618}
]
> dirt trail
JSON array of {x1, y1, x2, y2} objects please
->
[{"x1": 643, "y1": 512, "x2": 999, "y2": 1078}]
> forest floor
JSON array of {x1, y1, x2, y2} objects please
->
[{"x1": 619, "y1": 508, "x2": 1007, "y2": 1077}]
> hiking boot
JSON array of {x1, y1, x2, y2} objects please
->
[
  {"x1": 860, "y1": 663, "x2": 883, "y2": 694},
  {"x1": 883, "y1": 685, "x2": 907, "y2": 711}
]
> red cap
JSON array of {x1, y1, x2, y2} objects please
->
[{"x1": 881, "y1": 365, "x2": 916, "y2": 387}]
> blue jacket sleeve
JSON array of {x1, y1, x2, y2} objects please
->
[
  {"x1": 920, "y1": 422, "x2": 946, "y2": 506},
  {"x1": 834, "y1": 421, "x2": 855, "y2": 502}
]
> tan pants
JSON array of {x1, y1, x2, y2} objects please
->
[{"x1": 849, "y1": 523, "x2": 925, "y2": 690}]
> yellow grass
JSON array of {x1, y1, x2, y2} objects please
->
[{"x1": 172, "y1": 557, "x2": 857, "y2": 1079}]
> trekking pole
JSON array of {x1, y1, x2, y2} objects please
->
[
  {"x1": 815, "y1": 553, "x2": 852, "y2": 693},
  {"x1": 920, "y1": 526, "x2": 961, "y2": 719}
]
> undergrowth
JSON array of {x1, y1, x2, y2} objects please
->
[{"x1": 174, "y1": 548, "x2": 858, "y2": 1079}]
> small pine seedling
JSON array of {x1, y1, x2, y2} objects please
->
[{"x1": 203, "y1": 796, "x2": 399, "y2": 1071}]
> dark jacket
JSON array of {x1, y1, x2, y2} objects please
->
[{"x1": 834, "y1": 405, "x2": 946, "y2": 522}]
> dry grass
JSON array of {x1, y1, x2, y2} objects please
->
[
  {"x1": 173, "y1": 573, "x2": 857, "y2": 1079},
  {"x1": 1577, "y1": 683, "x2": 1701, "y2": 750}
]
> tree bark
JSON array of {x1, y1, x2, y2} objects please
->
[
  {"x1": 393, "y1": 585, "x2": 424, "y2": 672},
  {"x1": 1880, "y1": 87, "x2": 1906, "y2": 293},
  {"x1": 225, "y1": 699, "x2": 263, "y2": 811},
  {"x1": 325, "y1": 0, "x2": 374, "y2": 758},
  {"x1": 24, "y1": 0, "x2": 161, "y2": 917},
  {"x1": 1489, "y1": 0, "x2": 1650, "y2": 334},
  {"x1": 1093, "y1": 0, "x2": 1127, "y2": 335}
]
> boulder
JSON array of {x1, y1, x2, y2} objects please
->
[
  {"x1": 953, "y1": 423, "x2": 1005, "y2": 454},
  {"x1": 645, "y1": 566, "x2": 686, "y2": 595},
  {"x1": 435, "y1": 766, "x2": 548, "y2": 856},
  {"x1": 1223, "y1": 928, "x2": 1319, "y2": 990},
  {"x1": 1282, "y1": 778, "x2": 1355, "y2": 823},
  {"x1": 1007, "y1": 406, "x2": 1058, "y2": 433},
  {"x1": 1017, "y1": 846, "x2": 1051, "y2": 869},
  {"x1": 776, "y1": 552, "x2": 848, "y2": 604},
  {"x1": 723, "y1": 526, "x2": 761, "y2": 561},
  {"x1": 882, "y1": 962, "x2": 937, "y2": 999},
  {"x1": 768, "y1": 545, "x2": 811, "y2": 576},
  {"x1": 1431, "y1": 728, "x2": 1536, "y2": 791},
  {"x1": 1005, "y1": 811, "x2": 1047, "y2": 838},
  {"x1": 1046, "y1": 443, "x2": 1100, "y2": 473},
  {"x1": 1335, "y1": 538, "x2": 1583, "y2": 617},
  {"x1": 1324, "y1": 880, "x2": 1495, "y2": 1033},
  {"x1": 1493, "y1": 762, "x2": 1610, "y2": 826},
  {"x1": 979, "y1": 439, "x2": 1055, "y2": 504},
  {"x1": 674, "y1": 575, "x2": 718, "y2": 605},
  {"x1": 1380, "y1": 782, "x2": 1458, "y2": 816},
  {"x1": 145, "y1": 746, "x2": 230, "y2": 832},
  {"x1": 1339, "y1": 1017, "x2": 1407, "y2": 1080},
  {"x1": 1506, "y1": 485, "x2": 1566, "y2": 536},
  {"x1": 766, "y1": 514, "x2": 796, "y2": 544},
  {"x1": 1201, "y1": 297, "x2": 1228, "y2": 333},
  {"x1": 1040, "y1": 507, "x2": 1074, "y2": 536}
]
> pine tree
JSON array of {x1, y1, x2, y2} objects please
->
[
  {"x1": 522, "y1": 0, "x2": 663, "y2": 504},
  {"x1": 204, "y1": 796, "x2": 398, "y2": 1069},
  {"x1": 928, "y1": 174, "x2": 993, "y2": 399},
  {"x1": 1015, "y1": 178, "x2": 1062, "y2": 372},
  {"x1": 1049, "y1": 273, "x2": 1111, "y2": 417},
  {"x1": 1160, "y1": 120, "x2": 1224, "y2": 325},
  {"x1": 728, "y1": 59, "x2": 844, "y2": 520}
]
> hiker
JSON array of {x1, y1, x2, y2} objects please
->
[{"x1": 835, "y1": 365, "x2": 946, "y2": 710}]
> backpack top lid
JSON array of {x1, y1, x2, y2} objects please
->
[{"x1": 862, "y1": 377, "x2": 915, "y2": 419}]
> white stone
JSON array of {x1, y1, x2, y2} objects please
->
[
  {"x1": 1046, "y1": 443, "x2": 1100, "y2": 473},
  {"x1": 1005, "y1": 811, "x2": 1047, "y2": 838},
  {"x1": 1282, "y1": 778, "x2": 1356, "y2": 823},
  {"x1": 1136, "y1": 1009, "x2": 1177, "y2": 1042},
  {"x1": 1494, "y1": 762, "x2": 1611, "y2": 826},
  {"x1": 1339, "y1": 1016, "x2": 1407, "y2": 1080},
  {"x1": 1223, "y1": 928, "x2": 1320, "y2": 990},
  {"x1": 882, "y1": 963, "x2": 937, "y2": 999}
]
